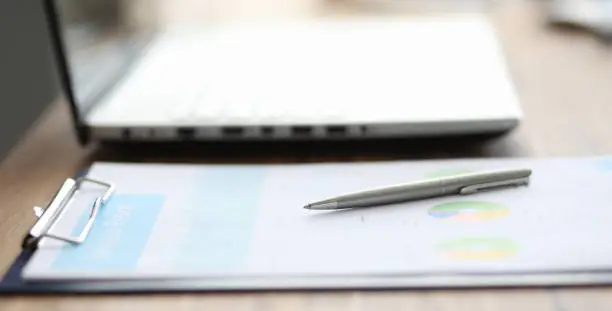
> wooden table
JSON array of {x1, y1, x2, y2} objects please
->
[{"x1": 3, "y1": 0, "x2": 612, "y2": 309}]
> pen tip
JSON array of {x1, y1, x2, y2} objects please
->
[{"x1": 303, "y1": 201, "x2": 338, "y2": 210}]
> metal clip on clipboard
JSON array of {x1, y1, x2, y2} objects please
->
[{"x1": 22, "y1": 177, "x2": 115, "y2": 250}]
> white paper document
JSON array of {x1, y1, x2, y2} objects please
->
[{"x1": 22, "y1": 156, "x2": 612, "y2": 281}]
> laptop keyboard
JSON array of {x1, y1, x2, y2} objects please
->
[{"x1": 170, "y1": 90, "x2": 345, "y2": 125}]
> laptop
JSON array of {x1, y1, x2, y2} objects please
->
[{"x1": 44, "y1": 0, "x2": 522, "y2": 144}]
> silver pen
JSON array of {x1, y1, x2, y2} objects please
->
[{"x1": 304, "y1": 168, "x2": 532, "y2": 210}]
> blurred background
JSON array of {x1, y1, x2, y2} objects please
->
[{"x1": 0, "y1": 1, "x2": 58, "y2": 160}]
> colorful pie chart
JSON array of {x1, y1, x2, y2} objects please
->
[
  {"x1": 438, "y1": 237, "x2": 519, "y2": 261},
  {"x1": 428, "y1": 201, "x2": 509, "y2": 221}
]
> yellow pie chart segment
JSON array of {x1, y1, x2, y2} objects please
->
[{"x1": 439, "y1": 237, "x2": 519, "y2": 261}]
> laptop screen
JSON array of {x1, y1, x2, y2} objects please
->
[{"x1": 50, "y1": 0, "x2": 157, "y2": 116}]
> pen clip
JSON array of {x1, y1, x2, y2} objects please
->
[{"x1": 459, "y1": 177, "x2": 530, "y2": 195}]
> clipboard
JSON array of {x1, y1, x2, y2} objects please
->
[{"x1": 5, "y1": 162, "x2": 612, "y2": 294}]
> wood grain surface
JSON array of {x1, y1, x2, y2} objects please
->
[{"x1": 3, "y1": 0, "x2": 612, "y2": 309}]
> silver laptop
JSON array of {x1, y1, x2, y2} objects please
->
[{"x1": 45, "y1": 0, "x2": 522, "y2": 144}]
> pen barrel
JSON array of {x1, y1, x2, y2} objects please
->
[
  {"x1": 328, "y1": 168, "x2": 531, "y2": 209},
  {"x1": 336, "y1": 182, "x2": 451, "y2": 208}
]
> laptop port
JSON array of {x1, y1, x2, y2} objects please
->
[
  {"x1": 292, "y1": 126, "x2": 312, "y2": 137},
  {"x1": 177, "y1": 128, "x2": 195, "y2": 140},
  {"x1": 222, "y1": 127, "x2": 244, "y2": 137},
  {"x1": 326, "y1": 126, "x2": 346, "y2": 137},
  {"x1": 261, "y1": 126, "x2": 274, "y2": 137},
  {"x1": 121, "y1": 129, "x2": 130, "y2": 140}
]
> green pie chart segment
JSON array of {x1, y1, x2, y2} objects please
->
[{"x1": 428, "y1": 201, "x2": 509, "y2": 221}]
